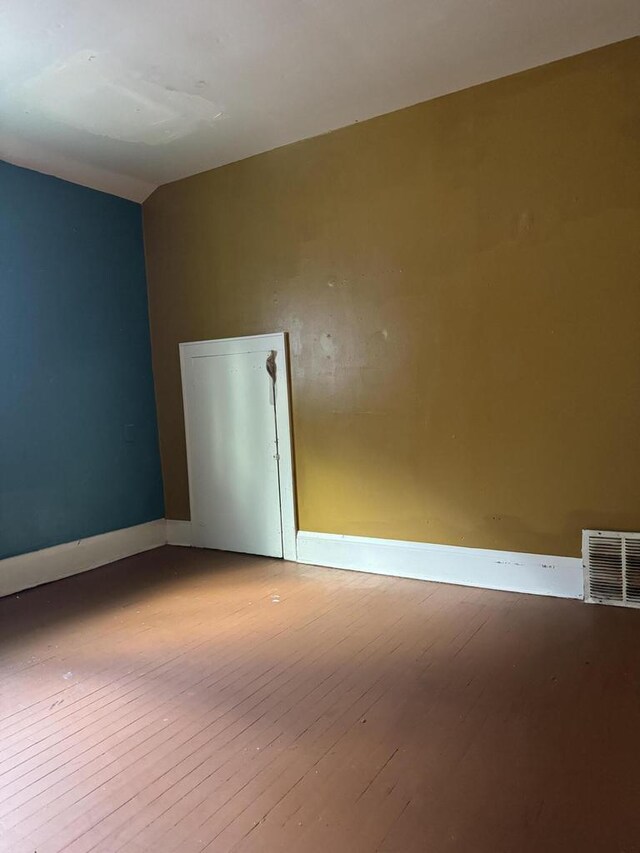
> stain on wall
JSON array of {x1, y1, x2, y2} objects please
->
[{"x1": 143, "y1": 38, "x2": 640, "y2": 558}]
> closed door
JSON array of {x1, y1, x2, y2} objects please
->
[{"x1": 183, "y1": 348, "x2": 283, "y2": 557}]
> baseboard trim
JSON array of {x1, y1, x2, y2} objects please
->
[
  {"x1": 0, "y1": 520, "x2": 166, "y2": 598},
  {"x1": 296, "y1": 531, "x2": 583, "y2": 599},
  {"x1": 3, "y1": 521, "x2": 582, "y2": 601},
  {"x1": 166, "y1": 519, "x2": 192, "y2": 547}
]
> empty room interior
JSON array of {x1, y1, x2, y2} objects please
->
[{"x1": 1, "y1": 2, "x2": 639, "y2": 851}]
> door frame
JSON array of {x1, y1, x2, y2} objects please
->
[{"x1": 179, "y1": 332, "x2": 297, "y2": 561}]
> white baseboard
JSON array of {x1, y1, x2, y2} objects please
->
[
  {"x1": 166, "y1": 519, "x2": 192, "y2": 546},
  {"x1": 296, "y1": 531, "x2": 583, "y2": 599},
  {"x1": 2, "y1": 520, "x2": 582, "y2": 601},
  {"x1": 0, "y1": 520, "x2": 166, "y2": 598}
]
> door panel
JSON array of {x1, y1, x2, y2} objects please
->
[{"x1": 185, "y1": 350, "x2": 283, "y2": 557}]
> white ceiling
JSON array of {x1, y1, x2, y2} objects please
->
[{"x1": 1, "y1": 0, "x2": 638, "y2": 202}]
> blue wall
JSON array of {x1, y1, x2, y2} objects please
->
[{"x1": 0, "y1": 161, "x2": 164, "y2": 559}]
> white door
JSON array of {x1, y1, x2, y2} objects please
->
[{"x1": 182, "y1": 347, "x2": 283, "y2": 557}]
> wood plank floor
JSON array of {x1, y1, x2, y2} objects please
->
[{"x1": 1, "y1": 547, "x2": 639, "y2": 852}]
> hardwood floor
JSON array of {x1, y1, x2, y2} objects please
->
[{"x1": 0, "y1": 546, "x2": 639, "y2": 852}]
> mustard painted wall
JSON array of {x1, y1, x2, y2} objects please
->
[{"x1": 143, "y1": 38, "x2": 640, "y2": 558}]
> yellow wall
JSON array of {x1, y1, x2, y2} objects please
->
[{"x1": 143, "y1": 38, "x2": 640, "y2": 558}]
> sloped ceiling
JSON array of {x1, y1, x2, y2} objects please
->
[{"x1": 1, "y1": 0, "x2": 638, "y2": 200}]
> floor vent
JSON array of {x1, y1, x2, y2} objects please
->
[{"x1": 583, "y1": 530, "x2": 640, "y2": 607}]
